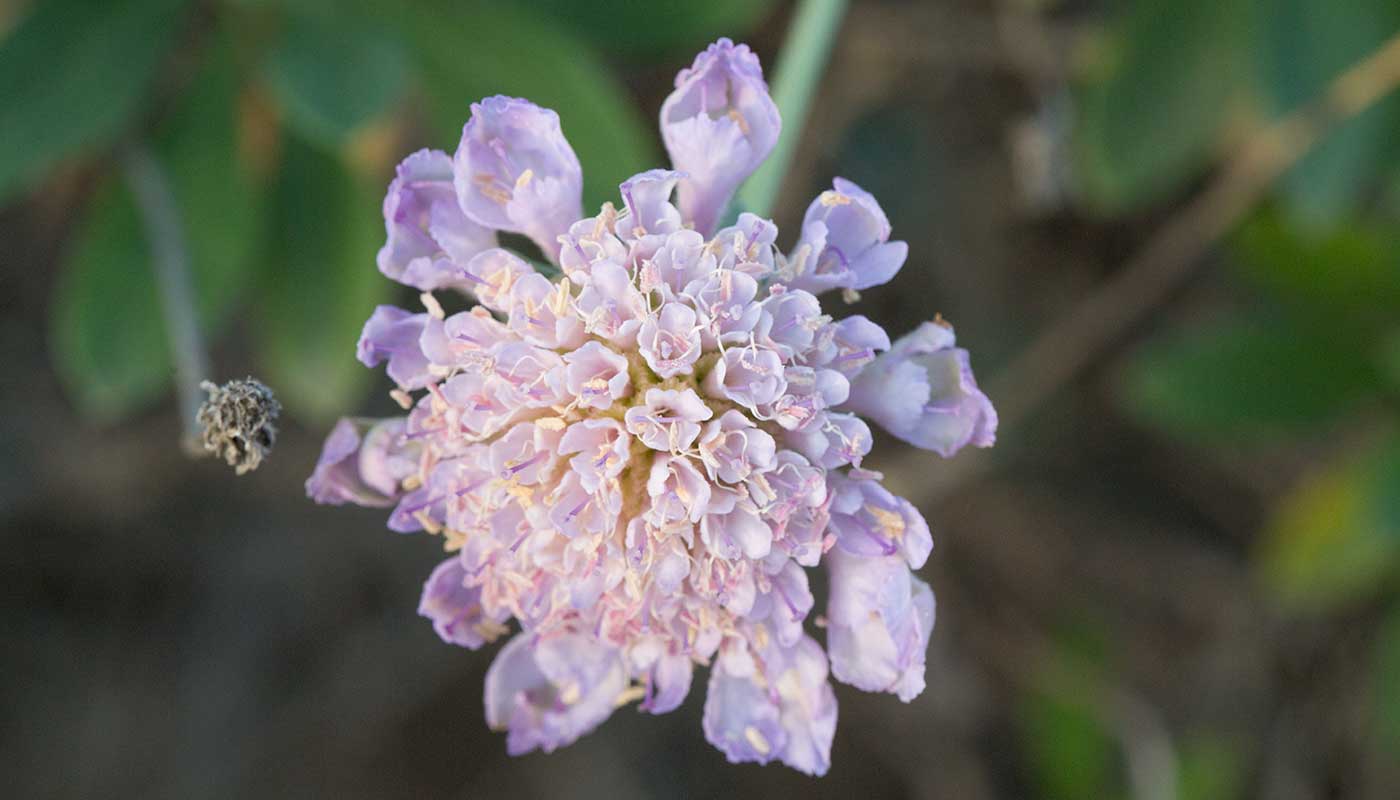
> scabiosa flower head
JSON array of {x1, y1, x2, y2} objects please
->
[{"x1": 309, "y1": 39, "x2": 997, "y2": 776}]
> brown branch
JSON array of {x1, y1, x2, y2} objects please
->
[
  {"x1": 993, "y1": 27, "x2": 1400, "y2": 429},
  {"x1": 890, "y1": 28, "x2": 1400, "y2": 505}
]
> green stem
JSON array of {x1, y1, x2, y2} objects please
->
[
  {"x1": 122, "y1": 144, "x2": 209, "y2": 452},
  {"x1": 736, "y1": 0, "x2": 849, "y2": 218}
]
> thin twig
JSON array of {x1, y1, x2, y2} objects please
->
[
  {"x1": 122, "y1": 145, "x2": 209, "y2": 452},
  {"x1": 891, "y1": 28, "x2": 1400, "y2": 505},
  {"x1": 992, "y1": 26, "x2": 1400, "y2": 429}
]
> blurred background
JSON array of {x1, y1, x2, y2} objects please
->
[{"x1": 4, "y1": 0, "x2": 1400, "y2": 797}]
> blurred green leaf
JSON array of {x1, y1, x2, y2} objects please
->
[
  {"x1": 1075, "y1": 0, "x2": 1250, "y2": 211},
  {"x1": 0, "y1": 0, "x2": 189, "y2": 203},
  {"x1": 1378, "y1": 328, "x2": 1400, "y2": 396},
  {"x1": 532, "y1": 0, "x2": 776, "y2": 59},
  {"x1": 1019, "y1": 688, "x2": 1116, "y2": 800},
  {"x1": 1257, "y1": 436, "x2": 1400, "y2": 611},
  {"x1": 258, "y1": 137, "x2": 388, "y2": 421},
  {"x1": 400, "y1": 0, "x2": 657, "y2": 210},
  {"x1": 51, "y1": 44, "x2": 264, "y2": 422},
  {"x1": 1120, "y1": 311, "x2": 1380, "y2": 441},
  {"x1": 1371, "y1": 439, "x2": 1400, "y2": 544},
  {"x1": 1254, "y1": 0, "x2": 1400, "y2": 228},
  {"x1": 1177, "y1": 735, "x2": 1245, "y2": 800},
  {"x1": 1375, "y1": 605, "x2": 1400, "y2": 757},
  {"x1": 1233, "y1": 208, "x2": 1400, "y2": 326},
  {"x1": 1017, "y1": 624, "x2": 1120, "y2": 800},
  {"x1": 265, "y1": 11, "x2": 409, "y2": 149},
  {"x1": 51, "y1": 180, "x2": 170, "y2": 421},
  {"x1": 165, "y1": 40, "x2": 266, "y2": 330}
]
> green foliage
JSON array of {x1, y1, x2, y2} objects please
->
[
  {"x1": 1256, "y1": 436, "x2": 1400, "y2": 611},
  {"x1": 36, "y1": 0, "x2": 669, "y2": 424},
  {"x1": 1177, "y1": 735, "x2": 1246, "y2": 800},
  {"x1": 1255, "y1": 0, "x2": 1400, "y2": 228},
  {"x1": 1120, "y1": 311, "x2": 1381, "y2": 442},
  {"x1": 1018, "y1": 685, "x2": 1117, "y2": 800},
  {"x1": 51, "y1": 179, "x2": 171, "y2": 421},
  {"x1": 1233, "y1": 208, "x2": 1400, "y2": 326},
  {"x1": 1378, "y1": 328, "x2": 1400, "y2": 396},
  {"x1": 533, "y1": 0, "x2": 776, "y2": 58},
  {"x1": 265, "y1": 10, "x2": 409, "y2": 149},
  {"x1": 50, "y1": 43, "x2": 264, "y2": 422},
  {"x1": 164, "y1": 43, "x2": 267, "y2": 330},
  {"x1": 1375, "y1": 606, "x2": 1400, "y2": 758},
  {"x1": 400, "y1": 0, "x2": 658, "y2": 210},
  {"x1": 1074, "y1": 0, "x2": 1251, "y2": 211},
  {"x1": 257, "y1": 137, "x2": 388, "y2": 421},
  {"x1": 1075, "y1": 0, "x2": 1400, "y2": 220},
  {"x1": 1017, "y1": 623, "x2": 1120, "y2": 800},
  {"x1": 0, "y1": 0, "x2": 190, "y2": 204}
]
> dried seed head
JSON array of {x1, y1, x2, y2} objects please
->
[{"x1": 197, "y1": 378, "x2": 280, "y2": 475}]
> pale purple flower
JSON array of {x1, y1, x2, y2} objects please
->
[
  {"x1": 563, "y1": 341, "x2": 631, "y2": 410},
  {"x1": 559, "y1": 213, "x2": 628, "y2": 278},
  {"x1": 698, "y1": 409, "x2": 777, "y2": 485},
  {"x1": 703, "y1": 632, "x2": 836, "y2": 775},
  {"x1": 638, "y1": 302, "x2": 703, "y2": 378},
  {"x1": 750, "y1": 450, "x2": 826, "y2": 525},
  {"x1": 439, "y1": 370, "x2": 518, "y2": 440},
  {"x1": 558, "y1": 418, "x2": 630, "y2": 492},
  {"x1": 358, "y1": 306, "x2": 432, "y2": 389},
  {"x1": 785, "y1": 411, "x2": 872, "y2": 469},
  {"x1": 614, "y1": 168, "x2": 684, "y2": 244},
  {"x1": 461, "y1": 248, "x2": 535, "y2": 312},
  {"x1": 419, "y1": 307, "x2": 510, "y2": 370},
  {"x1": 305, "y1": 417, "x2": 416, "y2": 506},
  {"x1": 786, "y1": 178, "x2": 908, "y2": 294},
  {"x1": 809, "y1": 314, "x2": 890, "y2": 378},
  {"x1": 635, "y1": 646, "x2": 694, "y2": 715},
  {"x1": 507, "y1": 272, "x2": 584, "y2": 349},
  {"x1": 701, "y1": 500, "x2": 772, "y2": 560},
  {"x1": 378, "y1": 149, "x2": 496, "y2": 291},
  {"x1": 703, "y1": 345, "x2": 786, "y2": 412},
  {"x1": 419, "y1": 557, "x2": 508, "y2": 649},
  {"x1": 484, "y1": 633, "x2": 627, "y2": 755},
  {"x1": 711, "y1": 213, "x2": 779, "y2": 279},
  {"x1": 758, "y1": 286, "x2": 824, "y2": 359},
  {"x1": 489, "y1": 421, "x2": 562, "y2": 485},
  {"x1": 827, "y1": 471, "x2": 932, "y2": 569},
  {"x1": 647, "y1": 454, "x2": 712, "y2": 524},
  {"x1": 489, "y1": 341, "x2": 568, "y2": 408},
  {"x1": 548, "y1": 470, "x2": 621, "y2": 539},
  {"x1": 661, "y1": 38, "x2": 780, "y2": 235},
  {"x1": 310, "y1": 38, "x2": 997, "y2": 777},
  {"x1": 683, "y1": 268, "x2": 763, "y2": 348},
  {"x1": 454, "y1": 96, "x2": 582, "y2": 261},
  {"x1": 573, "y1": 260, "x2": 647, "y2": 345},
  {"x1": 647, "y1": 229, "x2": 716, "y2": 295},
  {"x1": 845, "y1": 320, "x2": 998, "y2": 457},
  {"x1": 772, "y1": 500, "x2": 831, "y2": 569},
  {"x1": 760, "y1": 366, "x2": 849, "y2": 431},
  {"x1": 825, "y1": 547, "x2": 935, "y2": 702},
  {"x1": 760, "y1": 559, "x2": 815, "y2": 647},
  {"x1": 624, "y1": 388, "x2": 712, "y2": 452}
]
